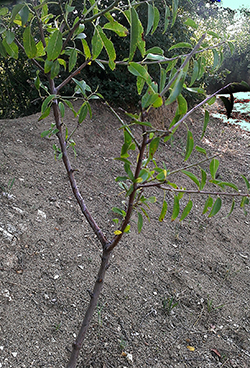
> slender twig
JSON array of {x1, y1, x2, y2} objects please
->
[
  {"x1": 168, "y1": 153, "x2": 220, "y2": 176},
  {"x1": 138, "y1": 183, "x2": 249, "y2": 197},
  {"x1": 56, "y1": 58, "x2": 92, "y2": 93},
  {"x1": 96, "y1": 40, "x2": 225, "y2": 66},
  {"x1": 169, "y1": 83, "x2": 233, "y2": 133},
  {"x1": 160, "y1": 33, "x2": 206, "y2": 97},
  {"x1": 104, "y1": 101, "x2": 140, "y2": 149},
  {"x1": 107, "y1": 125, "x2": 148, "y2": 252},
  {"x1": 49, "y1": 79, "x2": 108, "y2": 248}
]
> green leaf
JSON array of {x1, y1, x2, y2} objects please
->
[
  {"x1": 146, "y1": 47, "x2": 163, "y2": 55},
  {"x1": 226, "y1": 198, "x2": 235, "y2": 217},
  {"x1": 207, "y1": 96, "x2": 216, "y2": 105},
  {"x1": 171, "y1": 195, "x2": 179, "y2": 221},
  {"x1": 19, "y1": 4, "x2": 29, "y2": 26},
  {"x1": 163, "y1": 5, "x2": 170, "y2": 33},
  {"x1": 41, "y1": 94, "x2": 56, "y2": 113},
  {"x1": 115, "y1": 157, "x2": 132, "y2": 165},
  {"x1": 129, "y1": 7, "x2": 139, "y2": 61},
  {"x1": 44, "y1": 59, "x2": 53, "y2": 73},
  {"x1": 6, "y1": 30, "x2": 15, "y2": 45},
  {"x1": 151, "y1": 6, "x2": 160, "y2": 35},
  {"x1": 38, "y1": 106, "x2": 51, "y2": 121},
  {"x1": 112, "y1": 207, "x2": 126, "y2": 217},
  {"x1": 58, "y1": 58, "x2": 66, "y2": 70},
  {"x1": 177, "y1": 94, "x2": 187, "y2": 115},
  {"x1": 124, "y1": 224, "x2": 131, "y2": 233},
  {"x1": 11, "y1": 3, "x2": 24, "y2": 21},
  {"x1": 46, "y1": 30, "x2": 62, "y2": 61},
  {"x1": 172, "y1": 0, "x2": 179, "y2": 26},
  {"x1": 159, "y1": 200, "x2": 168, "y2": 222},
  {"x1": 0, "y1": 40, "x2": 7, "y2": 57},
  {"x1": 137, "y1": 212, "x2": 143, "y2": 233},
  {"x1": 68, "y1": 48, "x2": 77, "y2": 72},
  {"x1": 146, "y1": 3, "x2": 154, "y2": 35},
  {"x1": 98, "y1": 26, "x2": 116, "y2": 70},
  {"x1": 78, "y1": 103, "x2": 88, "y2": 124},
  {"x1": 2, "y1": 39, "x2": 18, "y2": 59},
  {"x1": 195, "y1": 145, "x2": 206, "y2": 155},
  {"x1": 201, "y1": 110, "x2": 209, "y2": 139},
  {"x1": 181, "y1": 169, "x2": 200, "y2": 187},
  {"x1": 0, "y1": 7, "x2": 8, "y2": 16},
  {"x1": 137, "y1": 76, "x2": 145, "y2": 95},
  {"x1": 184, "y1": 18, "x2": 198, "y2": 29},
  {"x1": 202, "y1": 196, "x2": 213, "y2": 214},
  {"x1": 184, "y1": 130, "x2": 194, "y2": 161},
  {"x1": 190, "y1": 60, "x2": 198, "y2": 87},
  {"x1": 149, "y1": 137, "x2": 160, "y2": 159},
  {"x1": 217, "y1": 181, "x2": 238, "y2": 191},
  {"x1": 228, "y1": 41, "x2": 235, "y2": 55},
  {"x1": 169, "y1": 42, "x2": 192, "y2": 51},
  {"x1": 241, "y1": 175, "x2": 250, "y2": 191},
  {"x1": 50, "y1": 60, "x2": 60, "y2": 79},
  {"x1": 208, "y1": 197, "x2": 222, "y2": 217},
  {"x1": 212, "y1": 49, "x2": 219, "y2": 71},
  {"x1": 240, "y1": 197, "x2": 249, "y2": 215},
  {"x1": 103, "y1": 21, "x2": 128, "y2": 37},
  {"x1": 180, "y1": 200, "x2": 193, "y2": 221},
  {"x1": 124, "y1": 163, "x2": 134, "y2": 181},
  {"x1": 82, "y1": 39, "x2": 92, "y2": 59},
  {"x1": 41, "y1": 130, "x2": 50, "y2": 138},
  {"x1": 207, "y1": 30, "x2": 220, "y2": 39},
  {"x1": 210, "y1": 158, "x2": 219, "y2": 179},
  {"x1": 59, "y1": 102, "x2": 65, "y2": 118},
  {"x1": 128, "y1": 62, "x2": 151, "y2": 85},
  {"x1": 91, "y1": 27, "x2": 103, "y2": 60},
  {"x1": 165, "y1": 69, "x2": 185, "y2": 105},
  {"x1": 200, "y1": 169, "x2": 207, "y2": 190}
]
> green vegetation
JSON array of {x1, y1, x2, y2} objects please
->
[{"x1": 0, "y1": 1, "x2": 249, "y2": 367}]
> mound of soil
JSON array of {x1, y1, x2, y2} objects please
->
[{"x1": 1, "y1": 101, "x2": 250, "y2": 368}]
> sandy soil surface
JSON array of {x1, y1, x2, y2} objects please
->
[{"x1": 1, "y1": 100, "x2": 250, "y2": 368}]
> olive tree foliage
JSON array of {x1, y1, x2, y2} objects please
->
[{"x1": 0, "y1": 0, "x2": 250, "y2": 367}]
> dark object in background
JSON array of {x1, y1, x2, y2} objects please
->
[{"x1": 218, "y1": 81, "x2": 250, "y2": 118}]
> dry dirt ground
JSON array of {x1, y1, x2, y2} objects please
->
[{"x1": 1, "y1": 100, "x2": 250, "y2": 368}]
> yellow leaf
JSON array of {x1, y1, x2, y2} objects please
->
[
  {"x1": 187, "y1": 346, "x2": 195, "y2": 351},
  {"x1": 114, "y1": 230, "x2": 122, "y2": 235}
]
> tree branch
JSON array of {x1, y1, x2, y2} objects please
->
[
  {"x1": 56, "y1": 58, "x2": 92, "y2": 93},
  {"x1": 169, "y1": 83, "x2": 233, "y2": 134},
  {"x1": 49, "y1": 79, "x2": 108, "y2": 248},
  {"x1": 160, "y1": 33, "x2": 207, "y2": 97}
]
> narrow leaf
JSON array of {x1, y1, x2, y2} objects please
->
[
  {"x1": 184, "y1": 18, "x2": 198, "y2": 29},
  {"x1": 241, "y1": 175, "x2": 250, "y2": 191},
  {"x1": 181, "y1": 170, "x2": 200, "y2": 187},
  {"x1": 195, "y1": 145, "x2": 206, "y2": 155},
  {"x1": 202, "y1": 196, "x2": 213, "y2": 214},
  {"x1": 59, "y1": 101, "x2": 65, "y2": 118},
  {"x1": 159, "y1": 200, "x2": 168, "y2": 222},
  {"x1": 50, "y1": 60, "x2": 60, "y2": 79},
  {"x1": 171, "y1": 195, "x2": 179, "y2": 221},
  {"x1": 172, "y1": 0, "x2": 179, "y2": 26},
  {"x1": 208, "y1": 197, "x2": 222, "y2": 217},
  {"x1": 41, "y1": 94, "x2": 56, "y2": 113},
  {"x1": 69, "y1": 48, "x2": 77, "y2": 72},
  {"x1": 163, "y1": 5, "x2": 170, "y2": 33},
  {"x1": 226, "y1": 198, "x2": 235, "y2": 217},
  {"x1": 180, "y1": 200, "x2": 193, "y2": 221},
  {"x1": 169, "y1": 42, "x2": 192, "y2": 51},
  {"x1": 138, "y1": 212, "x2": 143, "y2": 233},
  {"x1": 190, "y1": 59, "x2": 198, "y2": 86},
  {"x1": 146, "y1": 3, "x2": 154, "y2": 35},
  {"x1": 201, "y1": 110, "x2": 209, "y2": 139},
  {"x1": 200, "y1": 169, "x2": 207, "y2": 190},
  {"x1": 151, "y1": 6, "x2": 160, "y2": 35},
  {"x1": 23, "y1": 26, "x2": 37, "y2": 58},
  {"x1": 185, "y1": 130, "x2": 194, "y2": 161},
  {"x1": 129, "y1": 7, "x2": 139, "y2": 61},
  {"x1": 149, "y1": 137, "x2": 160, "y2": 159},
  {"x1": 210, "y1": 158, "x2": 219, "y2": 179}
]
